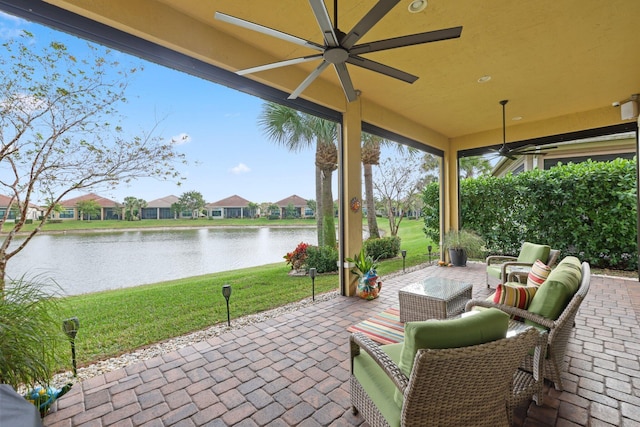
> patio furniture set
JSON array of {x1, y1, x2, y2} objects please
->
[{"x1": 349, "y1": 243, "x2": 591, "y2": 426}]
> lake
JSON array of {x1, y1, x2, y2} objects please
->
[{"x1": 6, "y1": 227, "x2": 317, "y2": 296}]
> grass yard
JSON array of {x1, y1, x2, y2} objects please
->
[{"x1": 53, "y1": 218, "x2": 434, "y2": 370}]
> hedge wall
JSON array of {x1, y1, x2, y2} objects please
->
[{"x1": 422, "y1": 158, "x2": 638, "y2": 270}]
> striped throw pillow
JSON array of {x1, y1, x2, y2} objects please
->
[
  {"x1": 527, "y1": 259, "x2": 552, "y2": 287},
  {"x1": 493, "y1": 283, "x2": 538, "y2": 310}
]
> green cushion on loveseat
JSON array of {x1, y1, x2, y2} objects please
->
[
  {"x1": 526, "y1": 256, "x2": 582, "y2": 329},
  {"x1": 353, "y1": 343, "x2": 403, "y2": 427},
  {"x1": 394, "y1": 308, "x2": 509, "y2": 405}
]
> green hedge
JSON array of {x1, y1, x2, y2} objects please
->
[
  {"x1": 364, "y1": 236, "x2": 401, "y2": 260},
  {"x1": 423, "y1": 158, "x2": 638, "y2": 270}
]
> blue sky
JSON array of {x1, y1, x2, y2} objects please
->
[{"x1": 0, "y1": 11, "x2": 352, "y2": 205}]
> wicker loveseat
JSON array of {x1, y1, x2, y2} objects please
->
[
  {"x1": 468, "y1": 257, "x2": 591, "y2": 391},
  {"x1": 349, "y1": 308, "x2": 544, "y2": 427}
]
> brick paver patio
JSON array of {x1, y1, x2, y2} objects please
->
[{"x1": 43, "y1": 262, "x2": 640, "y2": 426}]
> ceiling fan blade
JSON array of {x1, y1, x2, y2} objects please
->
[
  {"x1": 236, "y1": 54, "x2": 323, "y2": 75},
  {"x1": 308, "y1": 0, "x2": 339, "y2": 47},
  {"x1": 347, "y1": 55, "x2": 417, "y2": 83},
  {"x1": 288, "y1": 61, "x2": 331, "y2": 100},
  {"x1": 350, "y1": 26, "x2": 463, "y2": 55},
  {"x1": 341, "y1": 0, "x2": 400, "y2": 49},
  {"x1": 215, "y1": 12, "x2": 324, "y2": 52},
  {"x1": 512, "y1": 146, "x2": 559, "y2": 154},
  {"x1": 333, "y1": 62, "x2": 357, "y2": 102}
]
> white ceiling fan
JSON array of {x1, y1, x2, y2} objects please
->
[{"x1": 215, "y1": 0, "x2": 462, "y2": 102}]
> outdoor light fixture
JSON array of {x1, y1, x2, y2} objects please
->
[
  {"x1": 401, "y1": 250, "x2": 407, "y2": 273},
  {"x1": 62, "y1": 317, "x2": 80, "y2": 377},
  {"x1": 309, "y1": 268, "x2": 317, "y2": 301},
  {"x1": 428, "y1": 245, "x2": 433, "y2": 264},
  {"x1": 222, "y1": 285, "x2": 232, "y2": 327}
]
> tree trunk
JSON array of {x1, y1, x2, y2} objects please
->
[
  {"x1": 0, "y1": 255, "x2": 7, "y2": 296},
  {"x1": 363, "y1": 163, "x2": 379, "y2": 238},
  {"x1": 315, "y1": 164, "x2": 323, "y2": 247},
  {"x1": 321, "y1": 168, "x2": 336, "y2": 248}
]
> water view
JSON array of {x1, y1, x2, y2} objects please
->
[{"x1": 7, "y1": 227, "x2": 317, "y2": 296}]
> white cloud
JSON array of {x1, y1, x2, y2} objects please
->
[
  {"x1": 170, "y1": 133, "x2": 191, "y2": 145},
  {"x1": 230, "y1": 163, "x2": 250, "y2": 174}
]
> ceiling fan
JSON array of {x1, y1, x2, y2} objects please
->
[
  {"x1": 215, "y1": 0, "x2": 462, "y2": 102},
  {"x1": 491, "y1": 100, "x2": 556, "y2": 160}
]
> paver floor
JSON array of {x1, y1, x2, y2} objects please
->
[{"x1": 43, "y1": 262, "x2": 640, "y2": 426}]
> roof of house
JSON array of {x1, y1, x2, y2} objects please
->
[
  {"x1": 275, "y1": 195, "x2": 307, "y2": 207},
  {"x1": 0, "y1": 194, "x2": 40, "y2": 209},
  {"x1": 145, "y1": 195, "x2": 180, "y2": 208},
  {"x1": 207, "y1": 195, "x2": 252, "y2": 208},
  {"x1": 59, "y1": 193, "x2": 121, "y2": 208}
]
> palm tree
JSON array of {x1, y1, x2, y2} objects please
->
[
  {"x1": 459, "y1": 156, "x2": 492, "y2": 178},
  {"x1": 258, "y1": 102, "x2": 337, "y2": 248},
  {"x1": 361, "y1": 133, "x2": 383, "y2": 238}
]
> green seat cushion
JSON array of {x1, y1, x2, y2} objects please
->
[
  {"x1": 394, "y1": 308, "x2": 509, "y2": 405},
  {"x1": 353, "y1": 343, "x2": 403, "y2": 427},
  {"x1": 487, "y1": 264, "x2": 502, "y2": 280},
  {"x1": 518, "y1": 242, "x2": 551, "y2": 264},
  {"x1": 526, "y1": 256, "x2": 582, "y2": 328}
]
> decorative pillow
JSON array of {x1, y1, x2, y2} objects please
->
[
  {"x1": 394, "y1": 308, "x2": 509, "y2": 405},
  {"x1": 493, "y1": 283, "x2": 538, "y2": 310},
  {"x1": 527, "y1": 259, "x2": 552, "y2": 287}
]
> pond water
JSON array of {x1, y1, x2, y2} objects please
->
[{"x1": 6, "y1": 227, "x2": 317, "y2": 296}]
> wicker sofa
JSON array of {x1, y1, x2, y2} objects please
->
[
  {"x1": 468, "y1": 256, "x2": 591, "y2": 391},
  {"x1": 349, "y1": 308, "x2": 545, "y2": 427}
]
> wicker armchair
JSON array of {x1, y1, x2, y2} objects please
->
[
  {"x1": 468, "y1": 261, "x2": 590, "y2": 391},
  {"x1": 486, "y1": 243, "x2": 560, "y2": 288},
  {"x1": 350, "y1": 327, "x2": 543, "y2": 427}
]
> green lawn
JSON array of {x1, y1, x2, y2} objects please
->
[{"x1": 49, "y1": 217, "x2": 433, "y2": 370}]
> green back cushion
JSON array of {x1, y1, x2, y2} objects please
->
[
  {"x1": 394, "y1": 308, "x2": 509, "y2": 405},
  {"x1": 526, "y1": 256, "x2": 582, "y2": 328},
  {"x1": 517, "y1": 242, "x2": 551, "y2": 264},
  {"x1": 353, "y1": 343, "x2": 404, "y2": 427}
]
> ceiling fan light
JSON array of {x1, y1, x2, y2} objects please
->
[{"x1": 408, "y1": 0, "x2": 427, "y2": 13}]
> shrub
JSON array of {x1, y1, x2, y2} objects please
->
[
  {"x1": 423, "y1": 158, "x2": 638, "y2": 270},
  {"x1": 305, "y1": 245, "x2": 338, "y2": 273},
  {"x1": 283, "y1": 242, "x2": 309, "y2": 270},
  {"x1": 364, "y1": 236, "x2": 401, "y2": 260},
  {"x1": 0, "y1": 276, "x2": 63, "y2": 390}
]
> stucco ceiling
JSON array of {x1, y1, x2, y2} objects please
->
[{"x1": 8, "y1": 0, "x2": 640, "y2": 152}]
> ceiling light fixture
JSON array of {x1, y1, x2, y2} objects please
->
[
  {"x1": 408, "y1": 0, "x2": 427, "y2": 13},
  {"x1": 477, "y1": 75, "x2": 491, "y2": 83}
]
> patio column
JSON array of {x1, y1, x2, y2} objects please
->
[
  {"x1": 340, "y1": 98, "x2": 362, "y2": 296},
  {"x1": 442, "y1": 144, "x2": 460, "y2": 262}
]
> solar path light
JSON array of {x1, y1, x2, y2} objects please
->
[
  {"x1": 62, "y1": 317, "x2": 80, "y2": 377},
  {"x1": 222, "y1": 285, "x2": 232, "y2": 327},
  {"x1": 309, "y1": 267, "x2": 317, "y2": 301}
]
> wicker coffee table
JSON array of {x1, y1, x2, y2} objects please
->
[{"x1": 399, "y1": 277, "x2": 473, "y2": 322}]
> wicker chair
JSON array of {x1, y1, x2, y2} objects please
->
[
  {"x1": 468, "y1": 261, "x2": 591, "y2": 391},
  {"x1": 486, "y1": 243, "x2": 560, "y2": 288},
  {"x1": 350, "y1": 327, "x2": 543, "y2": 427}
]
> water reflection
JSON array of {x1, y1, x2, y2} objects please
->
[{"x1": 7, "y1": 227, "x2": 317, "y2": 296}]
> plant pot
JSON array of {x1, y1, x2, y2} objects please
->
[
  {"x1": 448, "y1": 248, "x2": 467, "y2": 267},
  {"x1": 357, "y1": 271, "x2": 382, "y2": 300}
]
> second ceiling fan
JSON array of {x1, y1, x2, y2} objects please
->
[
  {"x1": 215, "y1": 0, "x2": 463, "y2": 102},
  {"x1": 492, "y1": 100, "x2": 556, "y2": 160}
]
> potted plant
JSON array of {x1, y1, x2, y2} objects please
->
[
  {"x1": 442, "y1": 229, "x2": 485, "y2": 267},
  {"x1": 345, "y1": 248, "x2": 381, "y2": 300}
]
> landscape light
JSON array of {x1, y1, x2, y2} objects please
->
[
  {"x1": 309, "y1": 268, "x2": 317, "y2": 301},
  {"x1": 428, "y1": 245, "x2": 433, "y2": 264},
  {"x1": 222, "y1": 285, "x2": 232, "y2": 327},
  {"x1": 62, "y1": 317, "x2": 80, "y2": 377},
  {"x1": 401, "y1": 250, "x2": 407, "y2": 273}
]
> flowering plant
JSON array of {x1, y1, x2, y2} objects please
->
[{"x1": 284, "y1": 242, "x2": 309, "y2": 270}]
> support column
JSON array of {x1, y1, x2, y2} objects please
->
[
  {"x1": 441, "y1": 144, "x2": 460, "y2": 262},
  {"x1": 339, "y1": 99, "x2": 362, "y2": 296}
]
